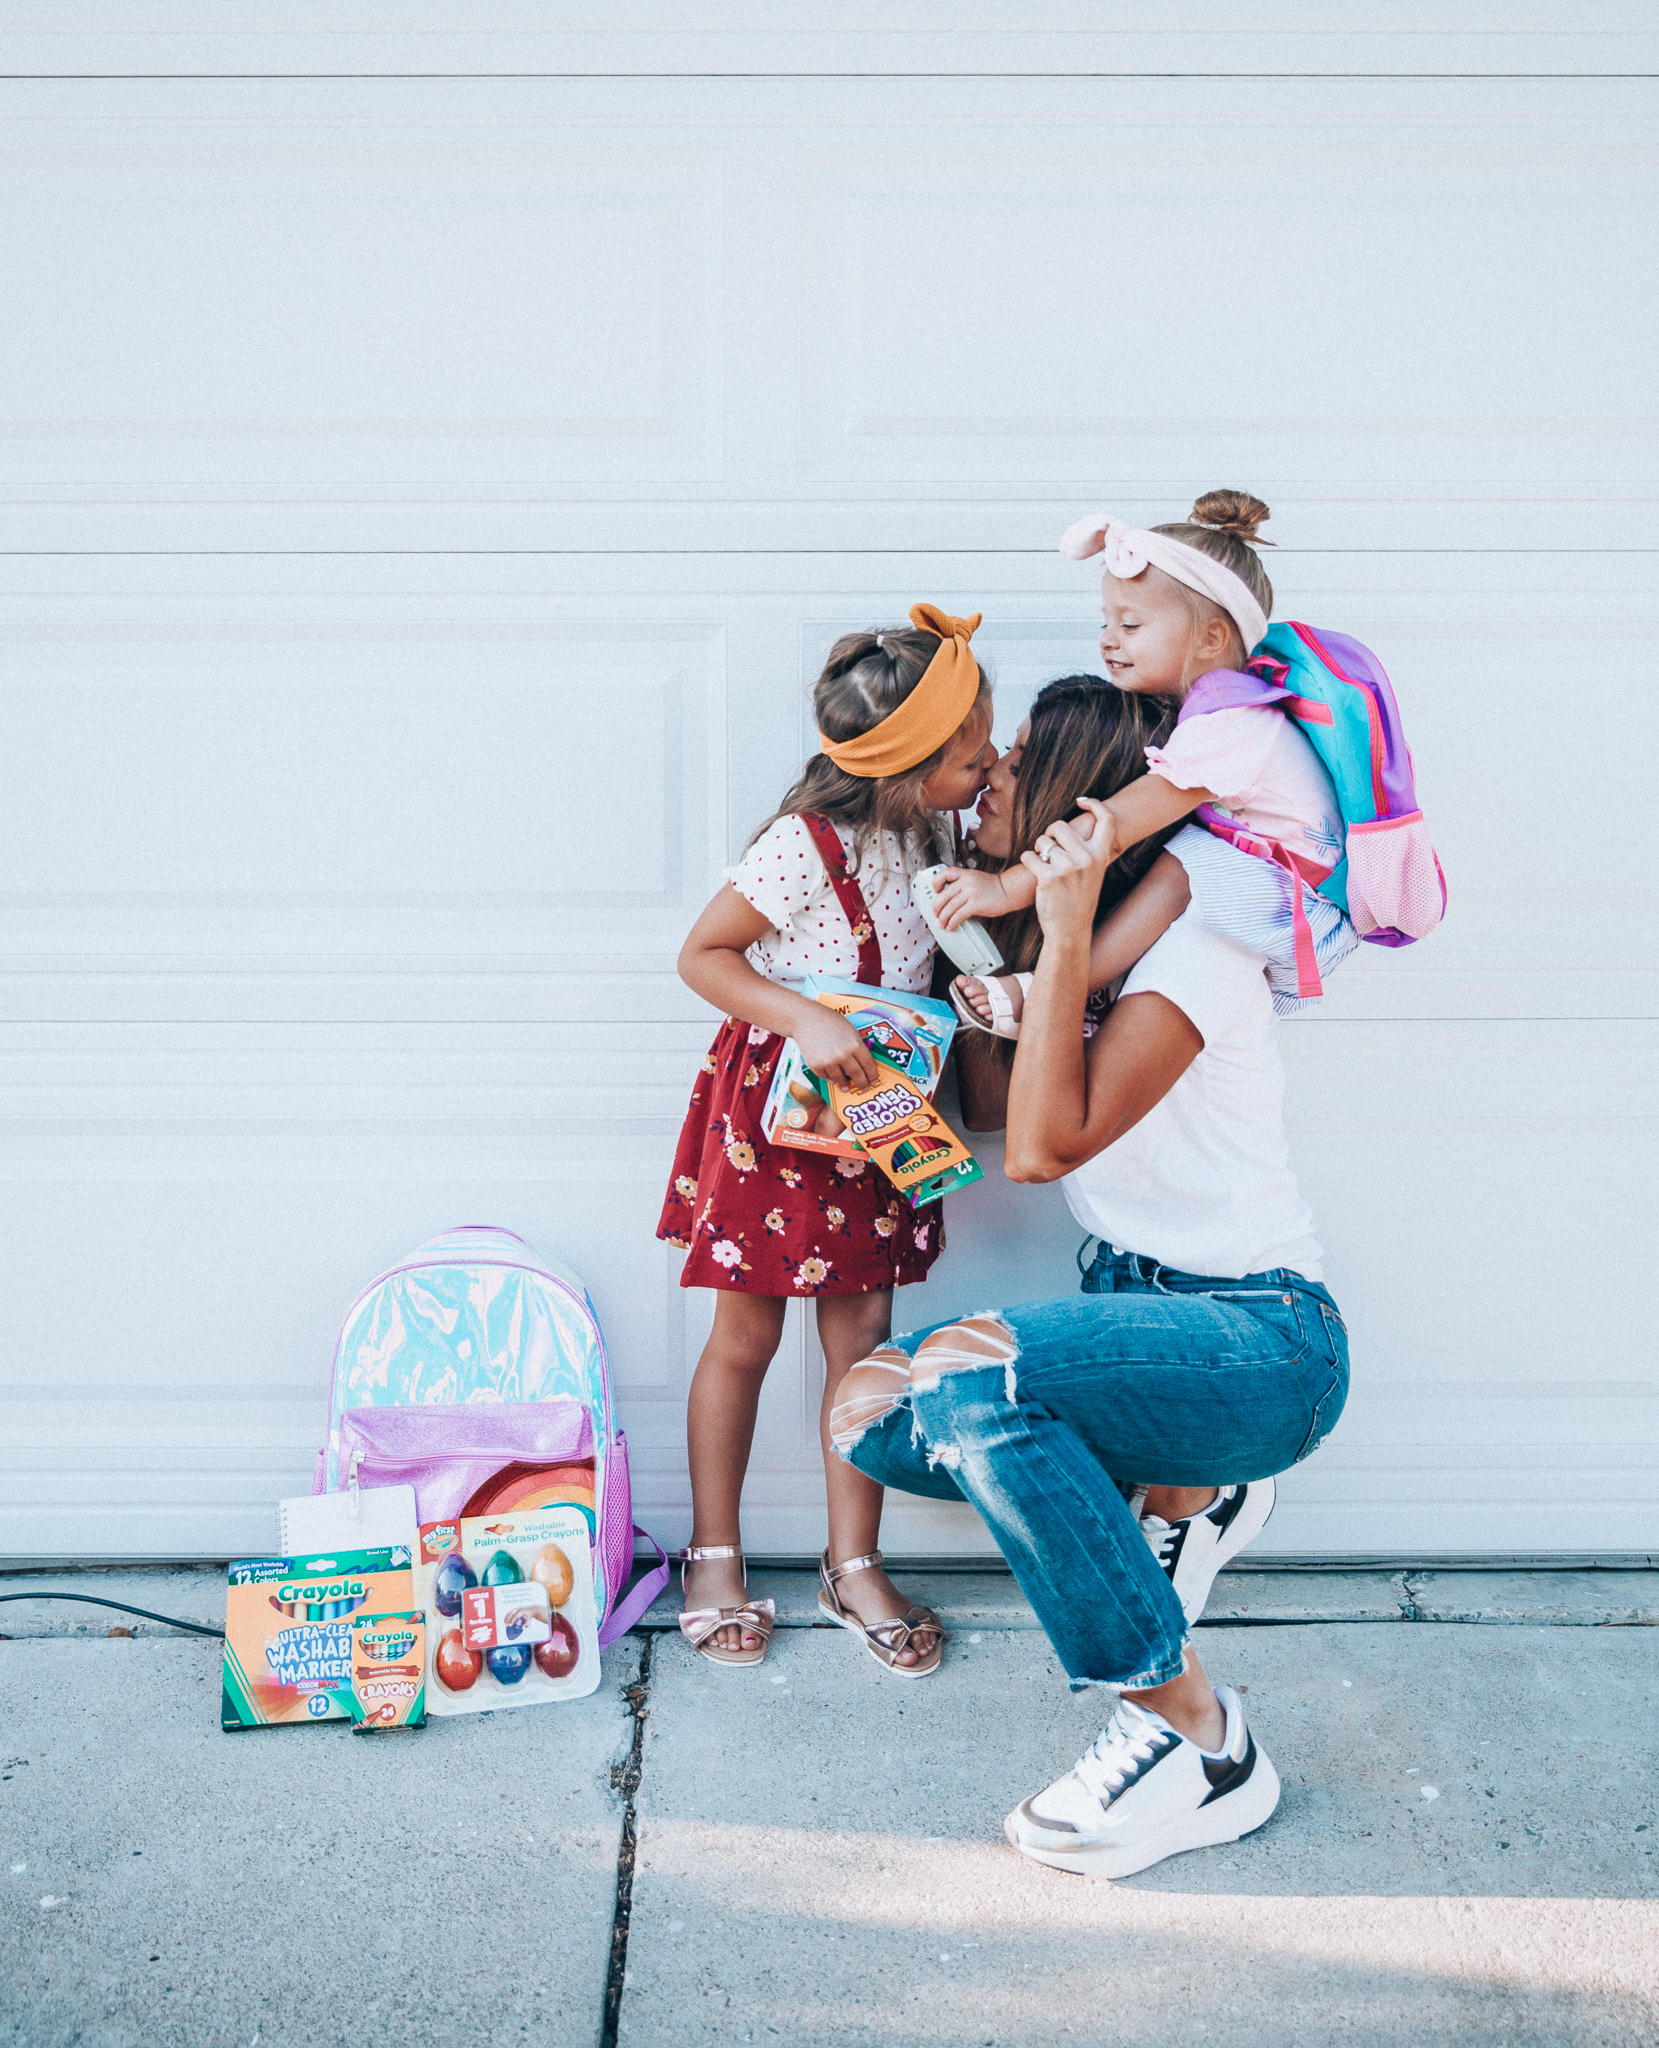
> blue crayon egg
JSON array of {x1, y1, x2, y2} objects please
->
[
  {"x1": 433, "y1": 1553, "x2": 477, "y2": 1618},
  {"x1": 486, "y1": 1643, "x2": 531, "y2": 1686}
]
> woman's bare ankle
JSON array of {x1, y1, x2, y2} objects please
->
[
  {"x1": 1125, "y1": 1654, "x2": 1226, "y2": 1751},
  {"x1": 1142, "y1": 1484, "x2": 1219, "y2": 1523}
]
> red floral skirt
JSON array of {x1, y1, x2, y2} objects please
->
[{"x1": 657, "y1": 1016, "x2": 944, "y2": 1296}]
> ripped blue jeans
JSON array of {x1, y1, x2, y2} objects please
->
[{"x1": 832, "y1": 1244, "x2": 1349, "y2": 1690}]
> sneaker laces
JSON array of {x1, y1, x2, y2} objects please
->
[
  {"x1": 1071, "y1": 1700, "x2": 1170, "y2": 1801},
  {"x1": 1140, "y1": 1514, "x2": 1180, "y2": 1569}
]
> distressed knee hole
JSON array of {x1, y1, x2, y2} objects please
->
[
  {"x1": 909, "y1": 1312, "x2": 1019, "y2": 1397},
  {"x1": 829, "y1": 1347, "x2": 912, "y2": 1453}
]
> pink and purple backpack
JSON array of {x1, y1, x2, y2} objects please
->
[
  {"x1": 313, "y1": 1225, "x2": 668, "y2": 1646},
  {"x1": 1184, "y1": 620, "x2": 1446, "y2": 996}
]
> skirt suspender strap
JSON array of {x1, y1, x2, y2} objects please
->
[{"x1": 798, "y1": 814, "x2": 883, "y2": 986}]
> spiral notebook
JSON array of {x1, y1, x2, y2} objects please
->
[{"x1": 276, "y1": 1484, "x2": 418, "y2": 1559}]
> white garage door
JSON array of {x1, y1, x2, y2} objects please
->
[{"x1": 3, "y1": 8, "x2": 1654, "y2": 1565}]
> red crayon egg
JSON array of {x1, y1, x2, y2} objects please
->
[
  {"x1": 435, "y1": 1628, "x2": 483, "y2": 1692},
  {"x1": 533, "y1": 1613, "x2": 580, "y2": 1680}
]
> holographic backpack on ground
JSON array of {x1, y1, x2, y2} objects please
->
[
  {"x1": 313, "y1": 1224, "x2": 667, "y2": 1645},
  {"x1": 1187, "y1": 620, "x2": 1447, "y2": 996}
]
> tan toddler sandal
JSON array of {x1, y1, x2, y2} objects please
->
[
  {"x1": 818, "y1": 1549, "x2": 945, "y2": 1680},
  {"x1": 676, "y1": 1543, "x2": 775, "y2": 1668},
  {"x1": 950, "y1": 972, "x2": 1031, "y2": 1040}
]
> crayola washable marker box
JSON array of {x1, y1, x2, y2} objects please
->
[
  {"x1": 220, "y1": 1546, "x2": 414, "y2": 1730},
  {"x1": 761, "y1": 978, "x2": 957, "y2": 1160}
]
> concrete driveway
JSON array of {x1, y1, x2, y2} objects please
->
[{"x1": 2, "y1": 1568, "x2": 1655, "y2": 2046}]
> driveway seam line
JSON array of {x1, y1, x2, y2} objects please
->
[{"x1": 600, "y1": 1632, "x2": 654, "y2": 2048}]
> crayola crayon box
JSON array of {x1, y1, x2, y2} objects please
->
[
  {"x1": 345, "y1": 1610, "x2": 426, "y2": 1732},
  {"x1": 220, "y1": 1546, "x2": 414, "y2": 1730},
  {"x1": 761, "y1": 978, "x2": 957, "y2": 1161}
]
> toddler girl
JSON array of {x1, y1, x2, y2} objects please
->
[
  {"x1": 936, "y1": 491, "x2": 1358, "y2": 1031},
  {"x1": 658, "y1": 605, "x2": 995, "y2": 1673}
]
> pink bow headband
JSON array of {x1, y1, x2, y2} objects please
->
[{"x1": 1058, "y1": 513, "x2": 1268, "y2": 655}]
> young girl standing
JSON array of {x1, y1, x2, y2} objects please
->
[{"x1": 658, "y1": 605, "x2": 995, "y2": 1672}]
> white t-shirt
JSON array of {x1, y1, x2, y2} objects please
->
[
  {"x1": 723, "y1": 815, "x2": 940, "y2": 996},
  {"x1": 1060, "y1": 908, "x2": 1324, "y2": 1281}
]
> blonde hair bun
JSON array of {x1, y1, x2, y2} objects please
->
[{"x1": 1190, "y1": 489, "x2": 1273, "y2": 548}]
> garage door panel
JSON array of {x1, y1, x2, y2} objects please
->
[
  {"x1": 0, "y1": 589, "x2": 725, "y2": 970},
  {"x1": 2, "y1": 75, "x2": 1651, "y2": 551},
  {"x1": 799, "y1": 91, "x2": 1655, "y2": 496},
  {"x1": 2, "y1": 1019, "x2": 1649, "y2": 1560},
  {"x1": 2, "y1": 101, "x2": 726, "y2": 491},
  {"x1": 0, "y1": 1135, "x2": 707, "y2": 1559},
  {"x1": 1275, "y1": 1020, "x2": 1658, "y2": 1556},
  {"x1": 6, "y1": 5, "x2": 1658, "y2": 85}
]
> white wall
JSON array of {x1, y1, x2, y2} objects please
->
[{"x1": 2, "y1": 8, "x2": 1654, "y2": 1561}]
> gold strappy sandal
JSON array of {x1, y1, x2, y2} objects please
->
[
  {"x1": 818, "y1": 1548, "x2": 945, "y2": 1680},
  {"x1": 676, "y1": 1544, "x2": 775, "y2": 1668}
]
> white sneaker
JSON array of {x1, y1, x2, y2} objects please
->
[
  {"x1": 1004, "y1": 1686, "x2": 1279, "y2": 1880},
  {"x1": 1141, "y1": 1477, "x2": 1276, "y2": 1625}
]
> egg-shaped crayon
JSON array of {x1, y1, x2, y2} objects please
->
[
  {"x1": 533, "y1": 1613, "x2": 580, "y2": 1680},
  {"x1": 482, "y1": 1549, "x2": 523, "y2": 1587},
  {"x1": 433, "y1": 1553, "x2": 477, "y2": 1618},
  {"x1": 530, "y1": 1544, "x2": 574, "y2": 1609},
  {"x1": 434, "y1": 1629, "x2": 483, "y2": 1692},
  {"x1": 486, "y1": 1643, "x2": 531, "y2": 1685}
]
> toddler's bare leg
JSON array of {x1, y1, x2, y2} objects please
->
[
  {"x1": 685, "y1": 1290, "x2": 788, "y2": 1650},
  {"x1": 817, "y1": 1291, "x2": 940, "y2": 1667}
]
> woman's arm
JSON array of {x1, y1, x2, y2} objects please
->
[
  {"x1": 1003, "y1": 806, "x2": 1202, "y2": 1183},
  {"x1": 677, "y1": 885, "x2": 879, "y2": 1091}
]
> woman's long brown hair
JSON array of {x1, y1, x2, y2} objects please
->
[{"x1": 985, "y1": 676, "x2": 1179, "y2": 977}]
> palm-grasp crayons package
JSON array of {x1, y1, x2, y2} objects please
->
[{"x1": 416, "y1": 1504, "x2": 601, "y2": 1716}]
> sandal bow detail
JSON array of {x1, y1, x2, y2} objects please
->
[
  {"x1": 818, "y1": 1548, "x2": 945, "y2": 1680},
  {"x1": 676, "y1": 1543, "x2": 775, "y2": 1668}
]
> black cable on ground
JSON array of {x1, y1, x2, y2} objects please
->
[{"x1": 0, "y1": 1592, "x2": 224, "y2": 1638}]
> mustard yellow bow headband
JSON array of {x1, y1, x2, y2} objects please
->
[{"x1": 819, "y1": 603, "x2": 984, "y2": 779}]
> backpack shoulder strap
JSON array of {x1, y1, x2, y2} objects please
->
[
  {"x1": 1178, "y1": 665, "x2": 1293, "y2": 724},
  {"x1": 797, "y1": 813, "x2": 883, "y2": 985}
]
